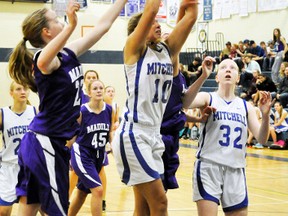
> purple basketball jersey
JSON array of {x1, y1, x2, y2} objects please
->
[
  {"x1": 29, "y1": 48, "x2": 83, "y2": 140},
  {"x1": 81, "y1": 91, "x2": 90, "y2": 104},
  {"x1": 76, "y1": 103, "x2": 112, "y2": 150},
  {"x1": 161, "y1": 72, "x2": 187, "y2": 134}
]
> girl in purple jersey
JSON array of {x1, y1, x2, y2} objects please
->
[
  {"x1": 69, "y1": 80, "x2": 114, "y2": 216},
  {"x1": 8, "y1": 0, "x2": 127, "y2": 215},
  {"x1": 69, "y1": 69, "x2": 99, "y2": 198}
]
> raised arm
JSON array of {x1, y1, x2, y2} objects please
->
[
  {"x1": 170, "y1": 0, "x2": 194, "y2": 76},
  {"x1": 68, "y1": 0, "x2": 127, "y2": 56},
  {"x1": 182, "y1": 56, "x2": 214, "y2": 109},
  {"x1": 124, "y1": 0, "x2": 161, "y2": 65},
  {"x1": 37, "y1": 0, "x2": 79, "y2": 74},
  {"x1": 248, "y1": 91, "x2": 273, "y2": 144},
  {"x1": 165, "y1": 0, "x2": 198, "y2": 59}
]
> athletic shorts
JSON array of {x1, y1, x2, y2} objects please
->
[
  {"x1": 193, "y1": 159, "x2": 248, "y2": 212},
  {"x1": 70, "y1": 143, "x2": 103, "y2": 193},
  {"x1": 112, "y1": 121, "x2": 165, "y2": 186},
  {"x1": 16, "y1": 131, "x2": 70, "y2": 216},
  {"x1": 0, "y1": 162, "x2": 19, "y2": 205},
  {"x1": 161, "y1": 132, "x2": 180, "y2": 190}
]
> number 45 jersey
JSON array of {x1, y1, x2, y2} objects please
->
[
  {"x1": 1, "y1": 105, "x2": 36, "y2": 164},
  {"x1": 196, "y1": 92, "x2": 248, "y2": 168},
  {"x1": 76, "y1": 103, "x2": 112, "y2": 150}
]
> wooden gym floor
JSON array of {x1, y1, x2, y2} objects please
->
[{"x1": 11, "y1": 139, "x2": 288, "y2": 215}]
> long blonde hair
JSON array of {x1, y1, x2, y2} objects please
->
[{"x1": 279, "y1": 62, "x2": 288, "y2": 79}]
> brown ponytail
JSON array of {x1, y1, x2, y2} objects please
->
[
  {"x1": 9, "y1": 40, "x2": 36, "y2": 92},
  {"x1": 8, "y1": 8, "x2": 49, "y2": 93}
]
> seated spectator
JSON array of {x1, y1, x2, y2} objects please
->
[
  {"x1": 262, "y1": 40, "x2": 276, "y2": 71},
  {"x1": 248, "y1": 40, "x2": 265, "y2": 69},
  {"x1": 237, "y1": 40, "x2": 246, "y2": 56},
  {"x1": 188, "y1": 56, "x2": 202, "y2": 72},
  {"x1": 243, "y1": 39, "x2": 251, "y2": 54},
  {"x1": 239, "y1": 54, "x2": 262, "y2": 90},
  {"x1": 230, "y1": 43, "x2": 242, "y2": 60},
  {"x1": 240, "y1": 69, "x2": 260, "y2": 100},
  {"x1": 179, "y1": 63, "x2": 191, "y2": 87},
  {"x1": 273, "y1": 65, "x2": 288, "y2": 108},
  {"x1": 279, "y1": 61, "x2": 288, "y2": 82},
  {"x1": 219, "y1": 41, "x2": 232, "y2": 61},
  {"x1": 253, "y1": 73, "x2": 277, "y2": 103},
  {"x1": 269, "y1": 101, "x2": 288, "y2": 146}
]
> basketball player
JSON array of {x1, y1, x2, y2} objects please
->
[
  {"x1": 112, "y1": 0, "x2": 199, "y2": 215},
  {"x1": 0, "y1": 82, "x2": 36, "y2": 216},
  {"x1": 104, "y1": 86, "x2": 120, "y2": 131},
  {"x1": 189, "y1": 59, "x2": 273, "y2": 216},
  {"x1": 8, "y1": 0, "x2": 127, "y2": 215},
  {"x1": 81, "y1": 70, "x2": 99, "y2": 104},
  {"x1": 69, "y1": 69, "x2": 99, "y2": 198},
  {"x1": 68, "y1": 80, "x2": 114, "y2": 216},
  {"x1": 160, "y1": 3, "x2": 215, "y2": 191}
]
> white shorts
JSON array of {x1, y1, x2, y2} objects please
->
[
  {"x1": 112, "y1": 121, "x2": 164, "y2": 186},
  {"x1": 193, "y1": 159, "x2": 248, "y2": 212},
  {"x1": 0, "y1": 162, "x2": 19, "y2": 205}
]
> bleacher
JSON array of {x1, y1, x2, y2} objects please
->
[{"x1": 199, "y1": 70, "x2": 272, "y2": 93}]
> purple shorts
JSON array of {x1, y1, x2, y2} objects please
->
[
  {"x1": 16, "y1": 131, "x2": 70, "y2": 216},
  {"x1": 70, "y1": 143, "x2": 104, "y2": 193}
]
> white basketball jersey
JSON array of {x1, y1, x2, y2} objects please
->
[
  {"x1": 1, "y1": 105, "x2": 36, "y2": 164},
  {"x1": 196, "y1": 92, "x2": 248, "y2": 168},
  {"x1": 122, "y1": 43, "x2": 173, "y2": 126}
]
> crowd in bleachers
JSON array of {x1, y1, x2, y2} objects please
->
[{"x1": 180, "y1": 28, "x2": 288, "y2": 149}]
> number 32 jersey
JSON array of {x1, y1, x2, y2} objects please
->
[
  {"x1": 76, "y1": 103, "x2": 112, "y2": 150},
  {"x1": 123, "y1": 42, "x2": 173, "y2": 126},
  {"x1": 1, "y1": 105, "x2": 36, "y2": 164},
  {"x1": 196, "y1": 92, "x2": 248, "y2": 168}
]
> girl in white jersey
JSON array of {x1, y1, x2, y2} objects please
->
[
  {"x1": 188, "y1": 59, "x2": 273, "y2": 216},
  {"x1": 112, "y1": 0, "x2": 199, "y2": 215},
  {"x1": 0, "y1": 82, "x2": 36, "y2": 216}
]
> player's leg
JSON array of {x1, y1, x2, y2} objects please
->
[
  {"x1": 133, "y1": 179, "x2": 167, "y2": 216},
  {"x1": 69, "y1": 170, "x2": 78, "y2": 198},
  {"x1": 17, "y1": 196, "x2": 40, "y2": 216},
  {"x1": 196, "y1": 200, "x2": 218, "y2": 216},
  {"x1": 99, "y1": 165, "x2": 107, "y2": 211},
  {"x1": 68, "y1": 189, "x2": 88, "y2": 216},
  {"x1": 90, "y1": 185, "x2": 103, "y2": 216},
  {"x1": 0, "y1": 205, "x2": 13, "y2": 216}
]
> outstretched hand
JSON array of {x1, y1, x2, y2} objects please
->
[
  {"x1": 258, "y1": 91, "x2": 274, "y2": 115},
  {"x1": 66, "y1": 0, "x2": 80, "y2": 28},
  {"x1": 200, "y1": 105, "x2": 216, "y2": 123},
  {"x1": 201, "y1": 56, "x2": 215, "y2": 79}
]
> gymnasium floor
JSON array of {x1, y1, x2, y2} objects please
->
[{"x1": 11, "y1": 139, "x2": 288, "y2": 215}]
